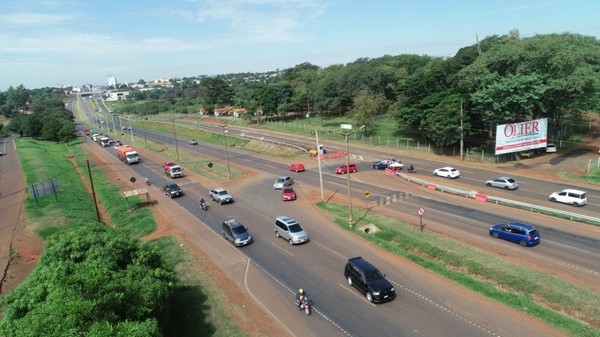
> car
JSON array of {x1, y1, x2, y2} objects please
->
[
  {"x1": 209, "y1": 188, "x2": 234, "y2": 204},
  {"x1": 0, "y1": 151, "x2": 3, "y2": 156},
  {"x1": 113, "y1": 140, "x2": 122, "y2": 149},
  {"x1": 335, "y1": 163, "x2": 358, "y2": 174},
  {"x1": 163, "y1": 183, "x2": 183, "y2": 198},
  {"x1": 433, "y1": 167, "x2": 460, "y2": 179},
  {"x1": 222, "y1": 218, "x2": 253, "y2": 246},
  {"x1": 189, "y1": 139, "x2": 198, "y2": 145},
  {"x1": 288, "y1": 163, "x2": 305, "y2": 172},
  {"x1": 372, "y1": 161, "x2": 389, "y2": 170},
  {"x1": 162, "y1": 161, "x2": 176, "y2": 171},
  {"x1": 273, "y1": 176, "x2": 294, "y2": 189},
  {"x1": 489, "y1": 222, "x2": 540, "y2": 247},
  {"x1": 485, "y1": 177, "x2": 519, "y2": 190},
  {"x1": 274, "y1": 216, "x2": 309, "y2": 245},
  {"x1": 282, "y1": 187, "x2": 297, "y2": 201},
  {"x1": 548, "y1": 189, "x2": 587, "y2": 206},
  {"x1": 545, "y1": 143, "x2": 557, "y2": 153},
  {"x1": 344, "y1": 257, "x2": 396, "y2": 303}
]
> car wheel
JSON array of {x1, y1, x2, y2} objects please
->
[
  {"x1": 347, "y1": 276, "x2": 353, "y2": 286},
  {"x1": 219, "y1": 200, "x2": 223, "y2": 205},
  {"x1": 486, "y1": 183, "x2": 492, "y2": 187},
  {"x1": 492, "y1": 232, "x2": 499, "y2": 239},
  {"x1": 434, "y1": 172, "x2": 439, "y2": 176},
  {"x1": 276, "y1": 231, "x2": 280, "y2": 238},
  {"x1": 519, "y1": 240, "x2": 527, "y2": 247},
  {"x1": 549, "y1": 197, "x2": 557, "y2": 202},
  {"x1": 366, "y1": 292, "x2": 373, "y2": 302},
  {"x1": 289, "y1": 239, "x2": 294, "y2": 245},
  {"x1": 504, "y1": 186, "x2": 509, "y2": 190}
]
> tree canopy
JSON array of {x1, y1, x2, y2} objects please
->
[{"x1": 0, "y1": 225, "x2": 175, "y2": 337}]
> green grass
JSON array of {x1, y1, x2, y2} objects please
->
[
  {"x1": 12, "y1": 137, "x2": 250, "y2": 336},
  {"x1": 317, "y1": 201, "x2": 600, "y2": 337}
]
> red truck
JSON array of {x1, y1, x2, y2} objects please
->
[
  {"x1": 116, "y1": 145, "x2": 140, "y2": 164},
  {"x1": 163, "y1": 161, "x2": 184, "y2": 178}
]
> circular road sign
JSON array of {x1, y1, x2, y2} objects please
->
[{"x1": 418, "y1": 207, "x2": 425, "y2": 216}]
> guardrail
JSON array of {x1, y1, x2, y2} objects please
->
[
  {"x1": 240, "y1": 132, "x2": 309, "y2": 154},
  {"x1": 393, "y1": 170, "x2": 600, "y2": 226}
]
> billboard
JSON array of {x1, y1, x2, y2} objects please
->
[{"x1": 495, "y1": 118, "x2": 548, "y2": 155}]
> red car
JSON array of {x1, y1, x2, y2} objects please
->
[
  {"x1": 288, "y1": 163, "x2": 305, "y2": 172},
  {"x1": 282, "y1": 187, "x2": 297, "y2": 201},
  {"x1": 335, "y1": 164, "x2": 357, "y2": 174}
]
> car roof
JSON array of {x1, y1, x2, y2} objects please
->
[
  {"x1": 213, "y1": 187, "x2": 226, "y2": 192},
  {"x1": 166, "y1": 182, "x2": 179, "y2": 187},
  {"x1": 347, "y1": 256, "x2": 378, "y2": 272},
  {"x1": 438, "y1": 166, "x2": 455, "y2": 170},
  {"x1": 224, "y1": 218, "x2": 243, "y2": 227},
  {"x1": 558, "y1": 188, "x2": 586, "y2": 193},
  {"x1": 498, "y1": 222, "x2": 536, "y2": 230}
]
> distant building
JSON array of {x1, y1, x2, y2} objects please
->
[{"x1": 107, "y1": 74, "x2": 117, "y2": 87}]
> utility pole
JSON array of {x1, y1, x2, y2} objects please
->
[
  {"x1": 315, "y1": 129, "x2": 324, "y2": 202},
  {"x1": 460, "y1": 100, "x2": 464, "y2": 161}
]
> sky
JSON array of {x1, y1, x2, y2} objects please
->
[{"x1": 1, "y1": 0, "x2": 599, "y2": 91}]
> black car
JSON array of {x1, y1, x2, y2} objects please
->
[
  {"x1": 372, "y1": 161, "x2": 389, "y2": 170},
  {"x1": 163, "y1": 182, "x2": 183, "y2": 198},
  {"x1": 344, "y1": 257, "x2": 395, "y2": 303}
]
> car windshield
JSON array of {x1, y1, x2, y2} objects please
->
[
  {"x1": 283, "y1": 188, "x2": 294, "y2": 194},
  {"x1": 218, "y1": 190, "x2": 228, "y2": 195},
  {"x1": 366, "y1": 269, "x2": 384, "y2": 282},
  {"x1": 288, "y1": 224, "x2": 303, "y2": 233},
  {"x1": 231, "y1": 226, "x2": 247, "y2": 235},
  {"x1": 277, "y1": 178, "x2": 285, "y2": 183},
  {"x1": 168, "y1": 184, "x2": 179, "y2": 189},
  {"x1": 172, "y1": 167, "x2": 182, "y2": 173},
  {"x1": 506, "y1": 178, "x2": 516, "y2": 183}
]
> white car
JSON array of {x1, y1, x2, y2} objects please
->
[
  {"x1": 549, "y1": 189, "x2": 587, "y2": 207},
  {"x1": 545, "y1": 143, "x2": 557, "y2": 153},
  {"x1": 433, "y1": 167, "x2": 460, "y2": 179}
]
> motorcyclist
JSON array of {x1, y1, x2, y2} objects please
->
[
  {"x1": 144, "y1": 176, "x2": 150, "y2": 185},
  {"x1": 408, "y1": 164, "x2": 415, "y2": 173},
  {"x1": 199, "y1": 197, "x2": 207, "y2": 210},
  {"x1": 295, "y1": 288, "x2": 308, "y2": 309}
]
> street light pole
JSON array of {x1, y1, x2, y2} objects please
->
[
  {"x1": 344, "y1": 125, "x2": 365, "y2": 227},
  {"x1": 172, "y1": 118, "x2": 180, "y2": 161},
  {"x1": 220, "y1": 124, "x2": 232, "y2": 179}
]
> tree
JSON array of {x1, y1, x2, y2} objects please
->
[
  {"x1": 0, "y1": 225, "x2": 175, "y2": 337},
  {"x1": 5, "y1": 85, "x2": 30, "y2": 112},
  {"x1": 350, "y1": 88, "x2": 386, "y2": 134}
]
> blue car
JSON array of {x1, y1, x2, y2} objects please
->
[{"x1": 489, "y1": 222, "x2": 540, "y2": 247}]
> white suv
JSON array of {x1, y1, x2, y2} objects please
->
[{"x1": 549, "y1": 189, "x2": 587, "y2": 207}]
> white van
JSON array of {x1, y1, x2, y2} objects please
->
[{"x1": 549, "y1": 189, "x2": 587, "y2": 207}]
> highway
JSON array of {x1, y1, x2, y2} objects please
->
[{"x1": 75, "y1": 97, "x2": 599, "y2": 336}]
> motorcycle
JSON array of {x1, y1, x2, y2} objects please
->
[
  {"x1": 407, "y1": 165, "x2": 416, "y2": 173},
  {"x1": 199, "y1": 200, "x2": 209, "y2": 211},
  {"x1": 296, "y1": 296, "x2": 312, "y2": 315}
]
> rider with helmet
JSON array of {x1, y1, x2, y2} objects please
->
[{"x1": 295, "y1": 288, "x2": 308, "y2": 309}]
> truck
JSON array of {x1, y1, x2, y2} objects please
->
[
  {"x1": 163, "y1": 161, "x2": 184, "y2": 178},
  {"x1": 99, "y1": 136, "x2": 111, "y2": 147},
  {"x1": 116, "y1": 145, "x2": 140, "y2": 164}
]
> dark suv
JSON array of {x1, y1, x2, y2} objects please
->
[{"x1": 344, "y1": 257, "x2": 395, "y2": 303}]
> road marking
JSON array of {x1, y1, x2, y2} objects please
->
[{"x1": 271, "y1": 241, "x2": 294, "y2": 256}]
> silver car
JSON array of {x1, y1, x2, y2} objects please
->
[
  {"x1": 485, "y1": 177, "x2": 519, "y2": 190},
  {"x1": 273, "y1": 176, "x2": 294, "y2": 189},
  {"x1": 274, "y1": 216, "x2": 309, "y2": 245}
]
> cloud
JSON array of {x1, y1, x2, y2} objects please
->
[{"x1": 0, "y1": 12, "x2": 76, "y2": 26}]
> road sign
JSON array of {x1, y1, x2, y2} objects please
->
[
  {"x1": 195, "y1": 120, "x2": 201, "y2": 125},
  {"x1": 340, "y1": 123, "x2": 352, "y2": 130},
  {"x1": 418, "y1": 207, "x2": 425, "y2": 216},
  {"x1": 364, "y1": 190, "x2": 370, "y2": 198}
]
